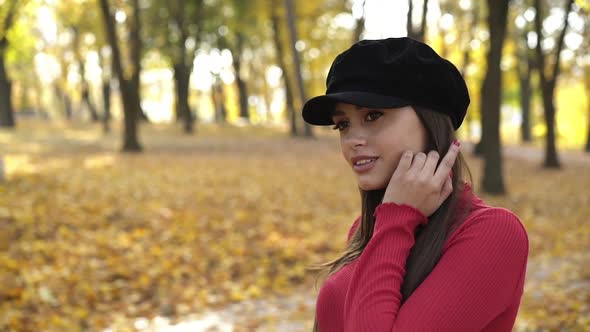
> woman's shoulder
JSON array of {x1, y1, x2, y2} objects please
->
[
  {"x1": 456, "y1": 182, "x2": 527, "y2": 235},
  {"x1": 465, "y1": 204, "x2": 526, "y2": 233},
  {"x1": 444, "y1": 197, "x2": 529, "y2": 254},
  {"x1": 465, "y1": 184, "x2": 526, "y2": 230}
]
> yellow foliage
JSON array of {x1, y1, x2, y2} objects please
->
[{"x1": 0, "y1": 121, "x2": 588, "y2": 331}]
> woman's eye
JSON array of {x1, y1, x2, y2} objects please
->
[
  {"x1": 332, "y1": 121, "x2": 348, "y2": 131},
  {"x1": 366, "y1": 111, "x2": 383, "y2": 121}
]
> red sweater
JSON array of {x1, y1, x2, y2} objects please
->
[{"x1": 316, "y1": 183, "x2": 529, "y2": 331}]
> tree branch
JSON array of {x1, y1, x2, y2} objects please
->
[
  {"x1": 0, "y1": 0, "x2": 19, "y2": 48},
  {"x1": 533, "y1": 0, "x2": 547, "y2": 87},
  {"x1": 550, "y1": 0, "x2": 575, "y2": 83}
]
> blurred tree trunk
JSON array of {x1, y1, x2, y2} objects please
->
[
  {"x1": 53, "y1": 84, "x2": 73, "y2": 119},
  {"x1": 97, "y1": 50, "x2": 111, "y2": 133},
  {"x1": 102, "y1": 80, "x2": 111, "y2": 133},
  {"x1": 261, "y1": 73, "x2": 273, "y2": 123},
  {"x1": 170, "y1": 0, "x2": 198, "y2": 134},
  {"x1": 459, "y1": 2, "x2": 478, "y2": 77},
  {"x1": 515, "y1": 12, "x2": 534, "y2": 143},
  {"x1": 352, "y1": 0, "x2": 365, "y2": 43},
  {"x1": 517, "y1": 33, "x2": 533, "y2": 143},
  {"x1": 0, "y1": 50, "x2": 14, "y2": 128},
  {"x1": 284, "y1": 0, "x2": 313, "y2": 137},
  {"x1": 173, "y1": 64, "x2": 193, "y2": 133},
  {"x1": 407, "y1": 0, "x2": 413, "y2": 38},
  {"x1": 129, "y1": 0, "x2": 148, "y2": 123},
  {"x1": 55, "y1": 55, "x2": 74, "y2": 119},
  {"x1": 33, "y1": 74, "x2": 45, "y2": 117},
  {"x1": 270, "y1": 3, "x2": 297, "y2": 136},
  {"x1": 584, "y1": 67, "x2": 590, "y2": 152},
  {"x1": 579, "y1": 11, "x2": 590, "y2": 153},
  {"x1": 418, "y1": 0, "x2": 428, "y2": 41},
  {"x1": 533, "y1": 0, "x2": 573, "y2": 168},
  {"x1": 72, "y1": 26, "x2": 99, "y2": 122},
  {"x1": 459, "y1": 1, "x2": 479, "y2": 142},
  {"x1": 582, "y1": 12, "x2": 590, "y2": 153},
  {"x1": 99, "y1": 0, "x2": 142, "y2": 152},
  {"x1": 80, "y1": 77, "x2": 99, "y2": 121},
  {"x1": 480, "y1": 0, "x2": 509, "y2": 194},
  {"x1": 212, "y1": 77, "x2": 227, "y2": 124},
  {"x1": 470, "y1": 2, "x2": 486, "y2": 156},
  {"x1": 407, "y1": 0, "x2": 428, "y2": 41},
  {"x1": 17, "y1": 81, "x2": 28, "y2": 111},
  {"x1": 0, "y1": 0, "x2": 18, "y2": 128},
  {"x1": 232, "y1": 32, "x2": 250, "y2": 122},
  {"x1": 247, "y1": 50, "x2": 270, "y2": 124}
]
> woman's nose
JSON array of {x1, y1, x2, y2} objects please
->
[{"x1": 344, "y1": 130, "x2": 368, "y2": 147}]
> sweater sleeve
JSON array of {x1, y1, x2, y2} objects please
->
[{"x1": 342, "y1": 202, "x2": 529, "y2": 332}]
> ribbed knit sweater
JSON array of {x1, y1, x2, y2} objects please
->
[{"x1": 316, "y1": 183, "x2": 529, "y2": 331}]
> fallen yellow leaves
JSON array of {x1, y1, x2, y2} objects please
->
[{"x1": 0, "y1": 122, "x2": 589, "y2": 331}]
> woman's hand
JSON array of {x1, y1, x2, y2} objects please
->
[{"x1": 382, "y1": 140, "x2": 461, "y2": 217}]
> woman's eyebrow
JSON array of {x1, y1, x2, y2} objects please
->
[{"x1": 332, "y1": 109, "x2": 346, "y2": 117}]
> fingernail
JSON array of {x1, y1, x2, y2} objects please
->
[{"x1": 453, "y1": 139, "x2": 460, "y2": 147}]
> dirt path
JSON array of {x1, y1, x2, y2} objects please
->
[
  {"x1": 104, "y1": 285, "x2": 317, "y2": 332},
  {"x1": 463, "y1": 141, "x2": 590, "y2": 166}
]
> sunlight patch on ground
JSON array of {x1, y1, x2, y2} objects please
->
[
  {"x1": 104, "y1": 314, "x2": 233, "y2": 332},
  {"x1": 83, "y1": 154, "x2": 117, "y2": 169}
]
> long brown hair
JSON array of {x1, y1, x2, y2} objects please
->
[{"x1": 307, "y1": 105, "x2": 474, "y2": 331}]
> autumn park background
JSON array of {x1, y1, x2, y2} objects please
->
[{"x1": 0, "y1": 0, "x2": 589, "y2": 331}]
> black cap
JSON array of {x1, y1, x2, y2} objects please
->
[{"x1": 301, "y1": 37, "x2": 470, "y2": 130}]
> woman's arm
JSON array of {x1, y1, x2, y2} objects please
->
[{"x1": 343, "y1": 202, "x2": 529, "y2": 331}]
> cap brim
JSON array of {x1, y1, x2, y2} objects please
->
[{"x1": 302, "y1": 91, "x2": 412, "y2": 125}]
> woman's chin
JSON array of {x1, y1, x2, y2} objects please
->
[{"x1": 357, "y1": 178, "x2": 387, "y2": 191}]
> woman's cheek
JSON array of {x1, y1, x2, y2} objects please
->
[{"x1": 382, "y1": 154, "x2": 399, "y2": 175}]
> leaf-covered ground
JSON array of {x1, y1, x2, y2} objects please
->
[{"x1": 0, "y1": 121, "x2": 589, "y2": 331}]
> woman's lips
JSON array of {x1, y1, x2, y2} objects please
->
[{"x1": 353, "y1": 158, "x2": 378, "y2": 173}]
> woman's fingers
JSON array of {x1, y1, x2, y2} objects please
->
[
  {"x1": 420, "y1": 151, "x2": 440, "y2": 176},
  {"x1": 440, "y1": 171, "x2": 453, "y2": 198},
  {"x1": 384, "y1": 142, "x2": 460, "y2": 217},
  {"x1": 434, "y1": 141, "x2": 461, "y2": 186},
  {"x1": 396, "y1": 141, "x2": 460, "y2": 186},
  {"x1": 394, "y1": 150, "x2": 414, "y2": 176},
  {"x1": 408, "y1": 152, "x2": 427, "y2": 174}
]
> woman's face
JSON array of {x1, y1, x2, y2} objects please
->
[{"x1": 331, "y1": 102, "x2": 428, "y2": 191}]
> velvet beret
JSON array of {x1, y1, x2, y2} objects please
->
[{"x1": 301, "y1": 37, "x2": 470, "y2": 130}]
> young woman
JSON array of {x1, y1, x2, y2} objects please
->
[{"x1": 302, "y1": 37, "x2": 529, "y2": 331}]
